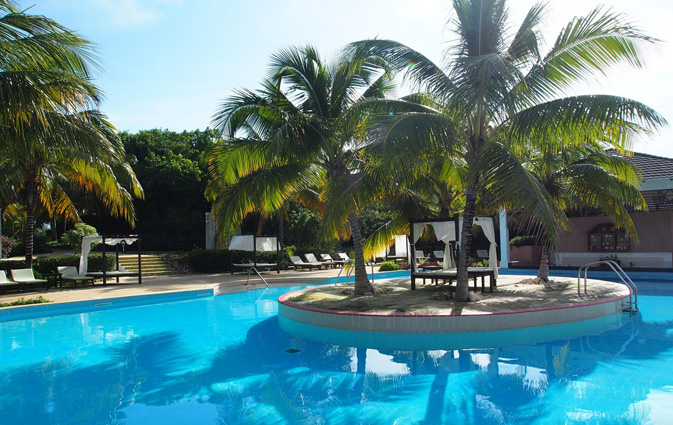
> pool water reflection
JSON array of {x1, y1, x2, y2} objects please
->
[{"x1": 0, "y1": 282, "x2": 672, "y2": 424}]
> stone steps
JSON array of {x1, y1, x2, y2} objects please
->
[{"x1": 117, "y1": 255, "x2": 176, "y2": 277}]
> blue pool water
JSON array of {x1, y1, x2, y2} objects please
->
[{"x1": 1, "y1": 282, "x2": 672, "y2": 424}]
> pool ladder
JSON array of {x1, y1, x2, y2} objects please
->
[
  {"x1": 578, "y1": 260, "x2": 637, "y2": 314},
  {"x1": 335, "y1": 260, "x2": 375, "y2": 285},
  {"x1": 246, "y1": 267, "x2": 269, "y2": 288}
]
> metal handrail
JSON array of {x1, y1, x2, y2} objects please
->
[
  {"x1": 577, "y1": 260, "x2": 637, "y2": 312},
  {"x1": 246, "y1": 267, "x2": 269, "y2": 288},
  {"x1": 335, "y1": 259, "x2": 376, "y2": 285}
]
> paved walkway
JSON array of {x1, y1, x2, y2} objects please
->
[{"x1": 0, "y1": 267, "x2": 360, "y2": 306}]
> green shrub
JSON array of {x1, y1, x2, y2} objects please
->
[
  {"x1": 509, "y1": 235, "x2": 537, "y2": 247},
  {"x1": 378, "y1": 261, "x2": 401, "y2": 271},
  {"x1": 0, "y1": 296, "x2": 51, "y2": 308}
]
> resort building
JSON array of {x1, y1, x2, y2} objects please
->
[{"x1": 510, "y1": 151, "x2": 673, "y2": 269}]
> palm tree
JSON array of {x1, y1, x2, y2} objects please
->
[
  {"x1": 522, "y1": 144, "x2": 646, "y2": 282},
  {"x1": 0, "y1": 3, "x2": 143, "y2": 267},
  {"x1": 1, "y1": 110, "x2": 143, "y2": 267},
  {"x1": 210, "y1": 46, "x2": 400, "y2": 295},
  {"x1": 350, "y1": 0, "x2": 666, "y2": 301}
]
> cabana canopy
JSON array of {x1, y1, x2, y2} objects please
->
[
  {"x1": 410, "y1": 217, "x2": 498, "y2": 277},
  {"x1": 228, "y1": 235, "x2": 278, "y2": 252},
  {"x1": 228, "y1": 235, "x2": 280, "y2": 273},
  {"x1": 373, "y1": 235, "x2": 409, "y2": 261},
  {"x1": 79, "y1": 235, "x2": 139, "y2": 275}
]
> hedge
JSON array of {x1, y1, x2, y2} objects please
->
[
  {"x1": 185, "y1": 249, "x2": 283, "y2": 273},
  {"x1": 0, "y1": 255, "x2": 116, "y2": 274}
]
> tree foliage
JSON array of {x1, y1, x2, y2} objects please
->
[{"x1": 105, "y1": 129, "x2": 215, "y2": 250}]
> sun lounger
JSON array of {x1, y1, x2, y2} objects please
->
[
  {"x1": 319, "y1": 254, "x2": 338, "y2": 267},
  {"x1": 57, "y1": 266, "x2": 95, "y2": 286},
  {"x1": 10, "y1": 268, "x2": 48, "y2": 290},
  {"x1": 0, "y1": 270, "x2": 21, "y2": 292},
  {"x1": 290, "y1": 256, "x2": 323, "y2": 271},
  {"x1": 305, "y1": 253, "x2": 331, "y2": 268},
  {"x1": 329, "y1": 253, "x2": 346, "y2": 267}
]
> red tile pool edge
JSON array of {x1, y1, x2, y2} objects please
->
[{"x1": 277, "y1": 285, "x2": 629, "y2": 318}]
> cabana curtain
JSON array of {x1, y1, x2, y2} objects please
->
[
  {"x1": 79, "y1": 236, "x2": 138, "y2": 274},
  {"x1": 413, "y1": 218, "x2": 498, "y2": 275},
  {"x1": 228, "y1": 235, "x2": 278, "y2": 252}
]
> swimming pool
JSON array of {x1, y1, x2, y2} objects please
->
[{"x1": 0, "y1": 281, "x2": 671, "y2": 424}]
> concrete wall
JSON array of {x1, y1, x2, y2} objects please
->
[{"x1": 555, "y1": 211, "x2": 673, "y2": 268}]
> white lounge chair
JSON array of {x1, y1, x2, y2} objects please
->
[
  {"x1": 304, "y1": 253, "x2": 328, "y2": 269},
  {"x1": 0, "y1": 270, "x2": 20, "y2": 291},
  {"x1": 11, "y1": 268, "x2": 48, "y2": 289},
  {"x1": 337, "y1": 252, "x2": 351, "y2": 261},
  {"x1": 290, "y1": 256, "x2": 323, "y2": 271},
  {"x1": 319, "y1": 254, "x2": 337, "y2": 267},
  {"x1": 58, "y1": 266, "x2": 95, "y2": 286}
]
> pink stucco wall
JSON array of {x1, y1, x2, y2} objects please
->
[{"x1": 555, "y1": 211, "x2": 673, "y2": 268}]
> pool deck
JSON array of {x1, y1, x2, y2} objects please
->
[{"x1": 0, "y1": 267, "x2": 355, "y2": 306}]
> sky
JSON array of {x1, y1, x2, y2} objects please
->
[{"x1": 30, "y1": 0, "x2": 673, "y2": 157}]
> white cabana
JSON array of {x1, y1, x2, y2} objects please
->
[
  {"x1": 228, "y1": 235, "x2": 280, "y2": 274},
  {"x1": 412, "y1": 220, "x2": 458, "y2": 269},
  {"x1": 79, "y1": 235, "x2": 139, "y2": 275},
  {"x1": 373, "y1": 235, "x2": 410, "y2": 261},
  {"x1": 411, "y1": 217, "x2": 498, "y2": 277}
]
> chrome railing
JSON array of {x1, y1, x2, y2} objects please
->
[
  {"x1": 577, "y1": 260, "x2": 637, "y2": 313},
  {"x1": 335, "y1": 259, "x2": 376, "y2": 286},
  {"x1": 246, "y1": 267, "x2": 269, "y2": 288}
]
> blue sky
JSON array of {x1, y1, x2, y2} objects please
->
[{"x1": 31, "y1": 0, "x2": 673, "y2": 156}]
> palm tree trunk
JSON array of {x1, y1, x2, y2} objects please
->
[
  {"x1": 24, "y1": 205, "x2": 34, "y2": 269},
  {"x1": 456, "y1": 186, "x2": 478, "y2": 302},
  {"x1": 350, "y1": 211, "x2": 373, "y2": 295},
  {"x1": 537, "y1": 244, "x2": 550, "y2": 282},
  {"x1": 277, "y1": 204, "x2": 285, "y2": 270}
]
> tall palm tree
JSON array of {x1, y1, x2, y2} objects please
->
[
  {"x1": 0, "y1": 2, "x2": 143, "y2": 267},
  {"x1": 1, "y1": 110, "x2": 143, "y2": 267},
  {"x1": 523, "y1": 144, "x2": 646, "y2": 282},
  {"x1": 210, "y1": 46, "x2": 400, "y2": 295},
  {"x1": 350, "y1": 0, "x2": 666, "y2": 301}
]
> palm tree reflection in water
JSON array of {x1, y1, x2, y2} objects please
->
[{"x1": 0, "y1": 290, "x2": 671, "y2": 425}]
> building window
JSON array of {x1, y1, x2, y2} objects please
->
[{"x1": 588, "y1": 223, "x2": 629, "y2": 252}]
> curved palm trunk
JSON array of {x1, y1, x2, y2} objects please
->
[
  {"x1": 277, "y1": 205, "x2": 285, "y2": 271},
  {"x1": 537, "y1": 244, "x2": 551, "y2": 283},
  {"x1": 349, "y1": 211, "x2": 373, "y2": 295},
  {"x1": 456, "y1": 186, "x2": 478, "y2": 302},
  {"x1": 24, "y1": 205, "x2": 35, "y2": 269}
]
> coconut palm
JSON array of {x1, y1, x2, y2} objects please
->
[
  {"x1": 1, "y1": 110, "x2": 143, "y2": 267},
  {"x1": 0, "y1": 2, "x2": 143, "y2": 267},
  {"x1": 521, "y1": 144, "x2": 646, "y2": 282},
  {"x1": 210, "y1": 46, "x2": 404, "y2": 295},
  {"x1": 350, "y1": 0, "x2": 666, "y2": 301}
]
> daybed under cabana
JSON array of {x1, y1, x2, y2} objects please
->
[
  {"x1": 80, "y1": 235, "x2": 142, "y2": 285},
  {"x1": 229, "y1": 235, "x2": 280, "y2": 274},
  {"x1": 409, "y1": 216, "x2": 498, "y2": 291}
]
